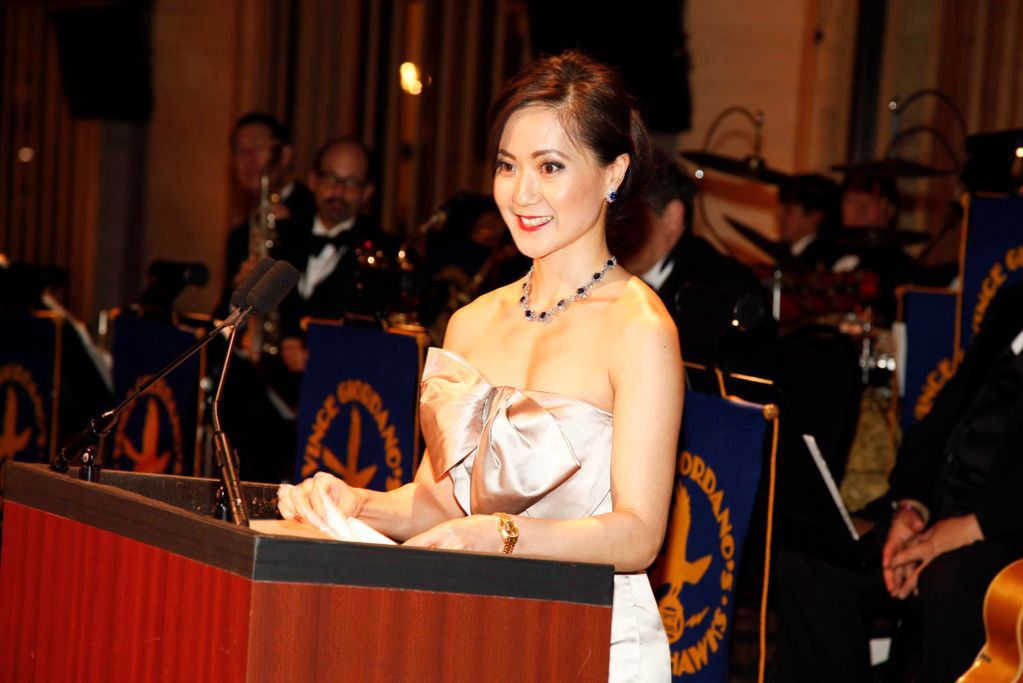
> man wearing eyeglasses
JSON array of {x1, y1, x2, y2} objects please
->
[
  {"x1": 277, "y1": 136, "x2": 397, "y2": 374},
  {"x1": 219, "y1": 112, "x2": 316, "y2": 314}
]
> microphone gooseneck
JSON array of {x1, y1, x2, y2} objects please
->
[
  {"x1": 50, "y1": 259, "x2": 281, "y2": 479},
  {"x1": 210, "y1": 258, "x2": 300, "y2": 526}
]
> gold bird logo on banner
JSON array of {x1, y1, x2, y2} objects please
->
[
  {"x1": 302, "y1": 379, "x2": 405, "y2": 490},
  {"x1": 658, "y1": 482, "x2": 713, "y2": 643},
  {"x1": 0, "y1": 365, "x2": 49, "y2": 462},
  {"x1": 118, "y1": 398, "x2": 172, "y2": 473},
  {"x1": 0, "y1": 385, "x2": 31, "y2": 460},
  {"x1": 112, "y1": 377, "x2": 184, "y2": 474},
  {"x1": 318, "y1": 406, "x2": 378, "y2": 488}
]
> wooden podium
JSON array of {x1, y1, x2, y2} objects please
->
[{"x1": 0, "y1": 463, "x2": 612, "y2": 682}]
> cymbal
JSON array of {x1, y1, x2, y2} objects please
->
[
  {"x1": 680, "y1": 151, "x2": 791, "y2": 185},
  {"x1": 723, "y1": 216, "x2": 805, "y2": 271},
  {"x1": 830, "y1": 156, "x2": 955, "y2": 178},
  {"x1": 831, "y1": 227, "x2": 929, "y2": 250}
]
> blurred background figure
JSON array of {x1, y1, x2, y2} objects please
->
[
  {"x1": 619, "y1": 150, "x2": 775, "y2": 389},
  {"x1": 276, "y1": 137, "x2": 399, "y2": 376},
  {"x1": 414, "y1": 192, "x2": 528, "y2": 345},
  {"x1": 840, "y1": 175, "x2": 899, "y2": 230},
  {"x1": 220, "y1": 112, "x2": 316, "y2": 314},
  {"x1": 832, "y1": 176, "x2": 915, "y2": 325},
  {"x1": 776, "y1": 174, "x2": 842, "y2": 270}
]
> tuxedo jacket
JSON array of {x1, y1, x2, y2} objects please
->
[
  {"x1": 278, "y1": 215, "x2": 399, "y2": 336},
  {"x1": 656, "y1": 234, "x2": 777, "y2": 381},
  {"x1": 218, "y1": 181, "x2": 317, "y2": 314}
]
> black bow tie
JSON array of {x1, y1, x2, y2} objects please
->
[{"x1": 308, "y1": 231, "x2": 349, "y2": 255}]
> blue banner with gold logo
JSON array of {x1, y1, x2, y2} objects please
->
[
  {"x1": 961, "y1": 195, "x2": 1023, "y2": 349},
  {"x1": 650, "y1": 391, "x2": 767, "y2": 682},
  {"x1": 109, "y1": 316, "x2": 202, "y2": 475},
  {"x1": 0, "y1": 314, "x2": 60, "y2": 464},
  {"x1": 901, "y1": 289, "x2": 959, "y2": 431},
  {"x1": 294, "y1": 323, "x2": 419, "y2": 490}
]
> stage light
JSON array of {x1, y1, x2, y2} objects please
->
[{"x1": 400, "y1": 62, "x2": 423, "y2": 95}]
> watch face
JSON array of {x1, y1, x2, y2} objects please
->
[{"x1": 497, "y1": 515, "x2": 518, "y2": 540}]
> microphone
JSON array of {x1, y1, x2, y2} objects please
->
[
  {"x1": 51, "y1": 259, "x2": 280, "y2": 477},
  {"x1": 210, "y1": 259, "x2": 299, "y2": 526},
  {"x1": 230, "y1": 256, "x2": 275, "y2": 309},
  {"x1": 244, "y1": 260, "x2": 300, "y2": 313}
]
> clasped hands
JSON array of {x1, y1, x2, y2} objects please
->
[
  {"x1": 277, "y1": 472, "x2": 506, "y2": 552},
  {"x1": 881, "y1": 509, "x2": 983, "y2": 599}
]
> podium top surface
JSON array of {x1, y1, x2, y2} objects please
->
[{"x1": 2, "y1": 463, "x2": 613, "y2": 607}]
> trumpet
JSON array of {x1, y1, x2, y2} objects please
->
[{"x1": 246, "y1": 173, "x2": 282, "y2": 361}]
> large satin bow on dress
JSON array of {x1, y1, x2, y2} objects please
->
[{"x1": 419, "y1": 349, "x2": 582, "y2": 515}]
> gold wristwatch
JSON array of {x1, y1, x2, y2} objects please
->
[{"x1": 494, "y1": 512, "x2": 519, "y2": 554}]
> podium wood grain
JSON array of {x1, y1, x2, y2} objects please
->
[{"x1": 0, "y1": 464, "x2": 613, "y2": 682}]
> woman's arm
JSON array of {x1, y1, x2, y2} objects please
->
[
  {"x1": 278, "y1": 450, "x2": 465, "y2": 542},
  {"x1": 406, "y1": 296, "x2": 684, "y2": 572},
  {"x1": 357, "y1": 453, "x2": 465, "y2": 540}
]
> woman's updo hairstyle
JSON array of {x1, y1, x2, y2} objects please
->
[{"x1": 488, "y1": 50, "x2": 652, "y2": 228}]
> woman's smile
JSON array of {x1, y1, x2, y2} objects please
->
[{"x1": 516, "y1": 214, "x2": 553, "y2": 231}]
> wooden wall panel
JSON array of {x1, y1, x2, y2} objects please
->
[
  {"x1": 144, "y1": 0, "x2": 251, "y2": 315},
  {"x1": 676, "y1": 0, "x2": 858, "y2": 260},
  {"x1": 0, "y1": 2, "x2": 102, "y2": 321},
  {"x1": 284, "y1": 0, "x2": 528, "y2": 238},
  {"x1": 877, "y1": 0, "x2": 1023, "y2": 264},
  {"x1": 6, "y1": 1, "x2": 1023, "y2": 322}
]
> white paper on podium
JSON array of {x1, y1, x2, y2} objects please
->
[
  {"x1": 262, "y1": 485, "x2": 397, "y2": 545},
  {"x1": 250, "y1": 517, "x2": 396, "y2": 545},
  {"x1": 317, "y1": 491, "x2": 397, "y2": 545}
]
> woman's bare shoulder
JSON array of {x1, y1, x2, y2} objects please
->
[
  {"x1": 604, "y1": 276, "x2": 683, "y2": 389},
  {"x1": 443, "y1": 280, "x2": 524, "y2": 351},
  {"x1": 608, "y1": 275, "x2": 678, "y2": 342}
]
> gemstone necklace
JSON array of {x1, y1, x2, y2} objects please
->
[{"x1": 519, "y1": 256, "x2": 617, "y2": 323}]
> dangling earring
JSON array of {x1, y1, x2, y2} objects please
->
[{"x1": 607, "y1": 189, "x2": 619, "y2": 204}]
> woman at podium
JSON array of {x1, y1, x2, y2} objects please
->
[{"x1": 279, "y1": 51, "x2": 682, "y2": 682}]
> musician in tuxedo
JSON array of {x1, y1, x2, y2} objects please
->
[
  {"x1": 776, "y1": 173, "x2": 842, "y2": 270},
  {"x1": 218, "y1": 112, "x2": 316, "y2": 314},
  {"x1": 277, "y1": 137, "x2": 397, "y2": 374},
  {"x1": 775, "y1": 281, "x2": 1023, "y2": 682},
  {"x1": 623, "y1": 150, "x2": 775, "y2": 383},
  {"x1": 831, "y1": 175, "x2": 915, "y2": 325}
]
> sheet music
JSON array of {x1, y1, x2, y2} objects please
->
[{"x1": 802, "y1": 434, "x2": 860, "y2": 541}]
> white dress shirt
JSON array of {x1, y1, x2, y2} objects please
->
[
  {"x1": 640, "y1": 254, "x2": 675, "y2": 291},
  {"x1": 298, "y1": 215, "x2": 355, "y2": 299}
]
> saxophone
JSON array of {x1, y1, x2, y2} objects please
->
[{"x1": 246, "y1": 173, "x2": 281, "y2": 361}]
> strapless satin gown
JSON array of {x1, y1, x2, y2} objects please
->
[{"x1": 419, "y1": 348, "x2": 671, "y2": 682}]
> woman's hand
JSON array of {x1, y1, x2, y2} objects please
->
[
  {"x1": 277, "y1": 471, "x2": 363, "y2": 529},
  {"x1": 403, "y1": 514, "x2": 504, "y2": 553},
  {"x1": 886, "y1": 514, "x2": 984, "y2": 599}
]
